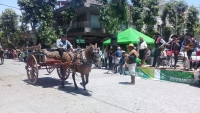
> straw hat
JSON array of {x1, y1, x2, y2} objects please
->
[{"x1": 128, "y1": 44, "x2": 134, "y2": 48}]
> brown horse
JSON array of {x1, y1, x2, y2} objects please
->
[{"x1": 61, "y1": 44, "x2": 99, "y2": 92}]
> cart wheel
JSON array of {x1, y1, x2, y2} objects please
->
[
  {"x1": 46, "y1": 65, "x2": 55, "y2": 74},
  {"x1": 57, "y1": 67, "x2": 70, "y2": 81},
  {"x1": 26, "y1": 54, "x2": 38, "y2": 84}
]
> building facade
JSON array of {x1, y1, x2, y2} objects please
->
[{"x1": 54, "y1": 0, "x2": 110, "y2": 48}]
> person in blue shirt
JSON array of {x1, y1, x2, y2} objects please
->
[
  {"x1": 56, "y1": 34, "x2": 73, "y2": 57},
  {"x1": 114, "y1": 47, "x2": 122, "y2": 64},
  {"x1": 113, "y1": 50, "x2": 125, "y2": 74}
]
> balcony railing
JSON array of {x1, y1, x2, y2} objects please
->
[
  {"x1": 71, "y1": 21, "x2": 90, "y2": 28},
  {"x1": 60, "y1": 21, "x2": 105, "y2": 30},
  {"x1": 86, "y1": 0, "x2": 102, "y2": 5},
  {"x1": 61, "y1": 21, "x2": 90, "y2": 29}
]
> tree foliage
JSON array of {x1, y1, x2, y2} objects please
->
[
  {"x1": 38, "y1": 23, "x2": 57, "y2": 45},
  {"x1": 60, "y1": 0, "x2": 84, "y2": 33},
  {"x1": 143, "y1": 0, "x2": 159, "y2": 37},
  {"x1": 162, "y1": 26, "x2": 173, "y2": 41},
  {"x1": 99, "y1": 0, "x2": 130, "y2": 34},
  {"x1": 0, "y1": 8, "x2": 18, "y2": 47},
  {"x1": 161, "y1": 0, "x2": 188, "y2": 35},
  {"x1": 186, "y1": 5, "x2": 199, "y2": 35},
  {"x1": 18, "y1": 0, "x2": 57, "y2": 45},
  {"x1": 131, "y1": 0, "x2": 144, "y2": 31},
  {"x1": 0, "y1": 8, "x2": 18, "y2": 37}
]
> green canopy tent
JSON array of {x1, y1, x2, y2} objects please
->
[{"x1": 103, "y1": 28, "x2": 154, "y2": 45}]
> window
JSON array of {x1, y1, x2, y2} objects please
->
[{"x1": 90, "y1": 15, "x2": 101, "y2": 28}]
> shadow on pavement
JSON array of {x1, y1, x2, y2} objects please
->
[
  {"x1": 58, "y1": 85, "x2": 92, "y2": 96},
  {"x1": 118, "y1": 82, "x2": 131, "y2": 85},
  {"x1": 189, "y1": 84, "x2": 200, "y2": 88},
  {"x1": 23, "y1": 77, "x2": 72, "y2": 88},
  {"x1": 23, "y1": 77, "x2": 92, "y2": 96},
  {"x1": 13, "y1": 60, "x2": 23, "y2": 62}
]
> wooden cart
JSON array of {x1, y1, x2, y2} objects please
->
[{"x1": 24, "y1": 45, "x2": 71, "y2": 85}]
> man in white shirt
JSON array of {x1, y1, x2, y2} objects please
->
[
  {"x1": 138, "y1": 37, "x2": 147, "y2": 67},
  {"x1": 104, "y1": 48, "x2": 108, "y2": 69},
  {"x1": 96, "y1": 47, "x2": 102, "y2": 68},
  {"x1": 56, "y1": 34, "x2": 73, "y2": 57}
]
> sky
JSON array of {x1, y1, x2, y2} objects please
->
[
  {"x1": 0, "y1": 0, "x2": 199, "y2": 16},
  {"x1": 0, "y1": 0, "x2": 21, "y2": 15}
]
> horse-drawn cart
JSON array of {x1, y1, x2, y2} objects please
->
[{"x1": 24, "y1": 45, "x2": 71, "y2": 85}]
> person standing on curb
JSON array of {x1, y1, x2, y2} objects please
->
[
  {"x1": 125, "y1": 44, "x2": 139, "y2": 85},
  {"x1": 104, "y1": 48, "x2": 108, "y2": 69},
  {"x1": 138, "y1": 37, "x2": 147, "y2": 67}
]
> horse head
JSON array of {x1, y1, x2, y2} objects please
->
[{"x1": 85, "y1": 43, "x2": 99, "y2": 64}]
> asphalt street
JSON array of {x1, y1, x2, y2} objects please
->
[{"x1": 0, "y1": 59, "x2": 200, "y2": 113}]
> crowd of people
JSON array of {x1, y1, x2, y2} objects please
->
[
  {"x1": 0, "y1": 45, "x2": 28, "y2": 62},
  {"x1": 94, "y1": 32, "x2": 199, "y2": 84},
  {"x1": 0, "y1": 32, "x2": 199, "y2": 85}
]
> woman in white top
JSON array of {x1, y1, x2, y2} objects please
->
[{"x1": 138, "y1": 37, "x2": 147, "y2": 67}]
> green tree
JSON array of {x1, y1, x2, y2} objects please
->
[
  {"x1": 99, "y1": 0, "x2": 130, "y2": 34},
  {"x1": 38, "y1": 22, "x2": 57, "y2": 45},
  {"x1": 143, "y1": 0, "x2": 159, "y2": 37},
  {"x1": 194, "y1": 22, "x2": 200, "y2": 40},
  {"x1": 0, "y1": 8, "x2": 18, "y2": 47},
  {"x1": 131, "y1": 0, "x2": 144, "y2": 31},
  {"x1": 59, "y1": 0, "x2": 84, "y2": 33},
  {"x1": 18, "y1": 0, "x2": 57, "y2": 45},
  {"x1": 161, "y1": 0, "x2": 188, "y2": 35},
  {"x1": 186, "y1": 5, "x2": 199, "y2": 35},
  {"x1": 162, "y1": 26, "x2": 173, "y2": 41}
]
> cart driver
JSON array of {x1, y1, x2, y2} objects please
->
[{"x1": 56, "y1": 34, "x2": 73, "y2": 57}]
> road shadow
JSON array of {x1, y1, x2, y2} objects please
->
[
  {"x1": 23, "y1": 77, "x2": 92, "y2": 96},
  {"x1": 13, "y1": 60, "x2": 23, "y2": 62},
  {"x1": 118, "y1": 82, "x2": 131, "y2": 85},
  {"x1": 58, "y1": 85, "x2": 92, "y2": 96},
  {"x1": 23, "y1": 77, "x2": 72, "y2": 88},
  {"x1": 189, "y1": 83, "x2": 200, "y2": 88}
]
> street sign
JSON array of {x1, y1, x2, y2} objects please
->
[{"x1": 76, "y1": 39, "x2": 85, "y2": 43}]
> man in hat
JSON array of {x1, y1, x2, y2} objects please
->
[
  {"x1": 182, "y1": 33, "x2": 197, "y2": 70},
  {"x1": 125, "y1": 44, "x2": 139, "y2": 84},
  {"x1": 152, "y1": 33, "x2": 166, "y2": 67},
  {"x1": 166, "y1": 34, "x2": 180, "y2": 68},
  {"x1": 56, "y1": 34, "x2": 73, "y2": 57}
]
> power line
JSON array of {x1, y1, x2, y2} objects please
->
[{"x1": 0, "y1": 3, "x2": 20, "y2": 10}]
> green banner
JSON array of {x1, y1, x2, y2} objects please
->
[
  {"x1": 135, "y1": 67, "x2": 153, "y2": 79},
  {"x1": 160, "y1": 70, "x2": 194, "y2": 84}
]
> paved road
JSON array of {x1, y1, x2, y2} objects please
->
[{"x1": 0, "y1": 59, "x2": 200, "y2": 113}]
